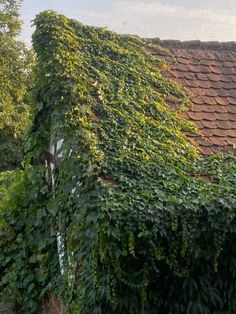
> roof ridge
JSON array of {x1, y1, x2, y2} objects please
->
[{"x1": 148, "y1": 38, "x2": 236, "y2": 51}]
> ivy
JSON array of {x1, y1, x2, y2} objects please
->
[{"x1": 0, "y1": 10, "x2": 236, "y2": 314}]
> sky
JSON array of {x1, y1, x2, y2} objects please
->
[{"x1": 20, "y1": 0, "x2": 236, "y2": 45}]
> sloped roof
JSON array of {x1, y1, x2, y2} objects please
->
[{"x1": 148, "y1": 39, "x2": 236, "y2": 155}]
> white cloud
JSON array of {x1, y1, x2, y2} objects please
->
[
  {"x1": 19, "y1": 0, "x2": 236, "y2": 44},
  {"x1": 109, "y1": 0, "x2": 236, "y2": 40}
]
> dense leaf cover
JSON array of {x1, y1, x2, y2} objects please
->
[
  {"x1": 0, "y1": 10, "x2": 236, "y2": 313},
  {"x1": 0, "y1": 0, "x2": 32, "y2": 170}
]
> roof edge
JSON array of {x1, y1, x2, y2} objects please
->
[{"x1": 147, "y1": 38, "x2": 236, "y2": 51}]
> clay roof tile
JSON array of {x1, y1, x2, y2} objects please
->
[
  {"x1": 188, "y1": 112, "x2": 203, "y2": 121},
  {"x1": 203, "y1": 97, "x2": 217, "y2": 105},
  {"x1": 201, "y1": 112, "x2": 216, "y2": 121},
  {"x1": 148, "y1": 38, "x2": 236, "y2": 154}
]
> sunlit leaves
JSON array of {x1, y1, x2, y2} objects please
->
[
  {"x1": 1, "y1": 9, "x2": 236, "y2": 314},
  {"x1": 0, "y1": 0, "x2": 32, "y2": 170}
]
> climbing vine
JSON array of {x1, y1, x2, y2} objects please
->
[{"x1": 0, "y1": 10, "x2": 236, "y2": 314}]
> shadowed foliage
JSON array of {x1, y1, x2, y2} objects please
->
[{"x1": 0, "y1": 10, "x2": 236, "y2": 314}]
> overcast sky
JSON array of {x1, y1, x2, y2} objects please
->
[{"x1": 20, "y1": 0, "x2": 236, "y2": 45}]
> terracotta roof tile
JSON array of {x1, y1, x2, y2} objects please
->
[
  {"x1": 216, "y1": 120, "x2": 234, "y2": 129},
  {"x1": 184, "y1": 79, "x2": 198, "y2": 88},
  {"x1": 197, "y1": 138, "x2": 212, "y2": 146},
  {"x1": 228, "y1": 129, "x2": 236, "y2": 137},
  {"x1": 184, "y1": 73, "x2": 196, "y2": 80},
  {"x1": 177, "y1": 57, "x2": 190, "y2": 64},
  {"x1": 148, "y1": 39, "x2": 236, "y2": 154},
  {"x1": 214, "y1": 113, "x2": 229, "y2": 121},
  {"x1": 197, "y1": 73, "x2": 208, "y2": 80},
  {"x1": 173, "y1": 70, "x2": 185, "y2": 78},
  {"x1": 221, "y1": 82, "x2": 236, "y2": 89},
  {"x1": 209, "y1": 66, "x2": 222, "y2": 74},
  {"x1": 201, "y1": 105, "x2": 216, "y2": 113},
  {"x1": 230, "y1": 121, "x2": 236, "y2": 129},
  {"x1": 215, "y1": 97, "x2": 229, "y2": 105},
  {"x1": 194, "y1": 121, "x2": 204, "y2": 129},
  {"x1": 188, "y1": 112, "x2": 203, "y2": 121},
  {"x1": 198, "y1": 81, "x2": 211, "y2": 89},
  {"x1": 202, "y1": 147, "x2": 214, "y2": 155},
  {"x1": 230, "y1": 114, "x2": 236, "y2": 121},
  {"x1": 222, "y1": 67, "x2": 236, "y2": 75},
  {"x1": 202, "y1": 97, "x2": 217, "y2": 105},
  {"x1": 215, "y1": 105, "x2": 228, "y2": 113},
  {"x1": 200, "y1": 66, "x2": 212, "y2": 73},
  {"x1": 229, "y1": 90, "x2": 236, "y2": 97},
  {"x1": 218, "y1": 89, "x2": 231, "y2": 97},
  {"x1": 201, "y1": 112, "x2": 216, "y2": 121},
  {"x1": 205, "y1": 89, "x2": 219, "y2": 97},
  {"x1": 201, "y1": 120, "x2": 217, "y2": 129},
  {"x1": 210, "y1": 136, "x2": 226, "y2": 146},
  {"x1": 200, "y1": 59, "x2": 215, "y2": 66},
  {"x1": 229, "y1": 105, "x2": 236, "y2": 113},
  {"x1": 202, "y1": 128, "x2": 213, "y2": 137},
  {"x1": 221, "y1": 75, "x2": 233, "y2": 83},
  {"x1": 192, "y1": 97, "x2": 203, "y2": 105},
  {"x1": 207, "y1": 74, "x2": 221, "y2": 82},
  {"x1": 211, "y1": 129, "x2": 228, "y2": 137},
  {"x1": 191, "y1": 87, "x2": 206, "y2": 96},
  {"x1": 227, "y1": 97, "x2": 236, "y2": 105},
  {"x1": 191, "y1": 105, "x2": 207, "y2": 112},
  {"x1": 227, "y1": 137, "x2": 236, "y2": 145}
]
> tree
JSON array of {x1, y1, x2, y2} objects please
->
[
  {"x1": 0, "y1": 0, "x2": 22, "y2": 36},
  {"x1": 0, "y1": 0, "x2": 32, "y2": 171}
]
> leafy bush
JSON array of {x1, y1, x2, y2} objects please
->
[{"x1": 0, "y1": 0, "x2": 33, "y2": 170}]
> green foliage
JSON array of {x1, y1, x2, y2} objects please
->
[
  {"x1": 0, "y1": 0, "x2": 33, "y2": 170},
  {"x1": 0, "y1": 0, "x2": 22, "y2": 36},
  {"x1": 0, "y1": 10, "x2": 236, "y2": 313},
  {"x1": 0, "y1": 167, "x2": 61, "y2": 312}
]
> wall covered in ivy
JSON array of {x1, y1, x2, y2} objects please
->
[{"x1": 0, "y1": 10, "x2": 236, "y2": 314}]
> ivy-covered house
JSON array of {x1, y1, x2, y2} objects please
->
[
  {"x1": 44, "y1": 39, "x2": 236, "y2": 174},
  {"x1": 1, "y1": 11, "x2": 236, "y2": 314},
  {"x1": 44, "y1": 40, "x2": 236, "y2": 175}
]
